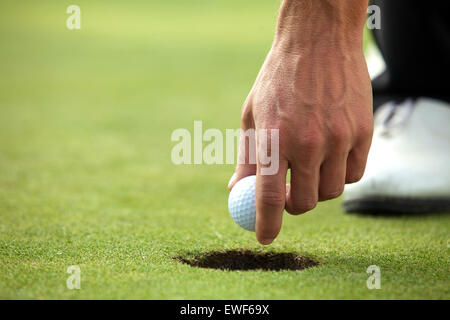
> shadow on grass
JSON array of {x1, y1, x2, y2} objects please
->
[
  {"x1": 175, "y1": 249, "x2": 319, "y2": 271},
  {"x1": 347, "y1": 210, "x2": 450, "y2": 219},
  {"x1": 344, "y1": 198, "x2": 450, "y2": 218}
]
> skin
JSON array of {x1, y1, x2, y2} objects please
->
[{"x1": 228, "y1": 0, "x2": 373, "y2": 245}]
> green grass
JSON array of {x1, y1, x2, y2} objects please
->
[{"x1": 0, "y1": 0, "x2": 449, "y2": 299}]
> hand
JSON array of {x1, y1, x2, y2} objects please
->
[{"x1": 228, "y1": 0, "x2": 373, "y2": 245}]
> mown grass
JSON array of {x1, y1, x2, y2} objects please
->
[{"x1": 0, "y1": 0, "x2": 448, "y2": 299}]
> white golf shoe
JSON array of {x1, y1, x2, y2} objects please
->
[{"x1": 343, "y1": 97, "x2": 450, "y2": 214}]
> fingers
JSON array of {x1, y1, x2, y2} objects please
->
[
  {"x1": 318, "y1": 152, "x2": 347, "y2": 201},
  {"x1": 286, "y1": 161, "x2": 321, "y2": 215},
  {"x1": 345, "y1": 147, "x2": 368, "y2": 184},
  {"x1": 227, "y1": 127, "x2": 257, "y2": 189},
  {"x1": 255, "y1": 158, "x2": 288, "y2": 245},
  {"x1": 228, "y1": 106, "x2": 257, "y2": 190},
  {"x1": 285, "y1": 129, "x2": 324, "y2": 215},
  {"x1": 346, "y1": 132, "x2": 372, "y2": 183},
  {"x1": 285, "y1": 124, "x2": 353, "y2": 211}
]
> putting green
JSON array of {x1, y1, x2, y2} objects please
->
[{"x1": 0, "y1": 0, "x2": 448, "y2": 299}]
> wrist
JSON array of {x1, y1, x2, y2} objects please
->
[{"x1": 273, "y1": 0, "x2": 368, "y2": 53}]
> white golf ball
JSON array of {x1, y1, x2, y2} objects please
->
[{"x1": 228, "y1": 175, "x2": 256, "y2": 231}]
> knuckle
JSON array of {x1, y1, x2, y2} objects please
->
[
  {"x1": 287, "y1": 207, "x2": 305, "y2": 215},
  {"x1": 331, "y1": 126, "x2": 351, "y2": 145},
  {"x1": 298, "y1": 131, "x2": 324, "y2": 151},
  {"x1": 357, "y1": 121, "x2": 374, "y2": 139},
  {"x1": 320, "y1": 187, "x2": 344, "y2": 201},
  {"x1": 259, "y1": 189, "x2": 285, "y2": 207},
  {"x1": 241, "y1": 105, "x2": 253, "y2": 123},
  {"x1": 346, "y1": 169, "x2": 365, "y2": 183},
  {"x1": 289, "y1": 199, "x2": 317, "y2": 214}
]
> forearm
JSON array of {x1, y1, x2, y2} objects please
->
[{"x1": 273, "y1": 0, "x2": 368, "y2": 53}]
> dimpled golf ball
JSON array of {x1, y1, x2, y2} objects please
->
[{"x1": 228, "y1": 175, "x2": 256, "y2": 232}]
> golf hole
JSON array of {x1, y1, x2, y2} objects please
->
[{"x1": 176, "y1": 250, "x2": 319, "y2": 271}]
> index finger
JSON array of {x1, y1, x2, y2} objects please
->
[{"x1": 255, "y1": 129, "x2": 288, "y2": 245}]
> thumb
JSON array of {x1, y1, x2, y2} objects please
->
[
  {"x1": 228, "y1": 127, "x2": 257, "y2": 191},
  {"x1": 228, "y1": 106, "x2": 257, "y2": 190}
]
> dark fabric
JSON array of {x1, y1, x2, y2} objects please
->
[{"x1": 370, "y1": 0, "x2": 450, "y2": 109}]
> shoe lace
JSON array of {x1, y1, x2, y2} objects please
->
[{"x1": 378, "y1": 98, "x2": 415, "y2": 136}]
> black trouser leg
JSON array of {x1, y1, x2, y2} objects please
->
[{"x1": 370, "y1": 0, "x2": 450, "y2": 109}]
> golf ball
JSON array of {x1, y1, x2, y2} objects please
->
[{"x1": 228, "y1": 175, "x2": 256, "y2": 231}]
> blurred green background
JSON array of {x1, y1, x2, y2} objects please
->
[{"x1": 0, "y1": 1, "x2": 448, "y2": 299}]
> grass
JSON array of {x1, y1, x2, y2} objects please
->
[{"x1": 0, "y1": 0, "x2": 449, "y2": 299}]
